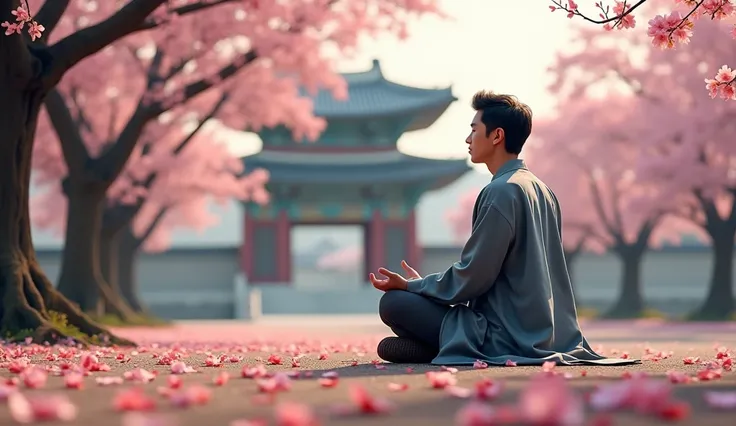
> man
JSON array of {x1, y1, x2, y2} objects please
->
[{"x1": 370, "y1": 91, "x2": 637, "y2": 366}]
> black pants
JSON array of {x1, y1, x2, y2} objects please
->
[{"x1": 378, "y1": 290, "x2": 451, "y2": 351}]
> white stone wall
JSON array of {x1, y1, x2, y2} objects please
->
[{"x1": 34, "y1": 246, "x2": 734, "y2": 318}]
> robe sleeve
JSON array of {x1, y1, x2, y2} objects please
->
[{"x1": 406, "y1": 202, "x2": 514, "y2": 304}]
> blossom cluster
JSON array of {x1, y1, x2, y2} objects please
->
[
  {"x1": 550, "y1": 0, "x2": 736, "y2": 100},
  {"x1": 2, "y1": 6, "x2": 44, "y2": 41}
]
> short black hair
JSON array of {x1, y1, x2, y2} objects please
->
[{"x1": 471, "y1": 91, "x2": 533, "y2": 154}]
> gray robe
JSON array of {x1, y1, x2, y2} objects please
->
[{"x1": 406, "y1": 159, "x2": 638, "y2": 366}]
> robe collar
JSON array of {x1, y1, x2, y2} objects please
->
[{"x1": 491, "y1": 158, "x2": 527, "y2": 181}]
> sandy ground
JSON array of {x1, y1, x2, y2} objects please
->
[{"x1": 0, "y1": 318, "x2": 734, "y2": 425}]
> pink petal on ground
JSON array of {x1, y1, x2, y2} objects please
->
[
  {"x1": 20, "y1": 366, "x2": 48, "y2": 388},
  {"x1": 446, "y1": 386, "x2": 473, "y2": 398},
  {"x1": 475, "y1": 379, "x2": 503, "y2": 400},
  {"x1": 426, "y1": 371, "x2": 457, "y2": 389},
  {"x1": 518, "y1": 374, "x2": 584, "y2": 425},
  {"x1": 348, "y1": 384, "x2": 395, "y2": 414},
  {"x1": 704, "y1": 391, "x2": 736, "y2": 409},
  {"x1": 472, "y1": 360, "x2": 488, "y2": 369},
  {"x1": 274, "y1": 401, "x2": 319, "y2": 426},
  {"x1": 230, "y1": 419, "x2": 268, "y2": 426},
  {"x1": 387, "y1": 383, "x2": 408, "y2": 392},
  {"x1": 170, "y1": 362, "x2": 197, "y2": 374},
  {"x1": 124, "y1": 368, "x2": 157, "y2": 382},
  {"x1": 96, "y1": 376, "x2": 124, "y2": 386},
  {"x1": 122, "y1": 412, "x2": 177, "y2": 426},
  {"x1": 0, "y1": 383, "x2": 18, "y2": 400},
  {"x1": 213, "y1": 371, "x2": 230, "y2": 386},
  {"x1": 64, "y1": 371, "x2": 84, "y2": 389},
  {"x1": 454, "y1": 401, "x2": 496, "y2": 426},
  {"x1": 113, "y1": 388, "x2": 157, "y2": 412},
  {"x1": 8, "y1": 392, "x2": 78, "y2": 423}
]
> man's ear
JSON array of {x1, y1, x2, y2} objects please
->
[{"x1": 492, "y1": 128, "x2": 505, "y2": 146}]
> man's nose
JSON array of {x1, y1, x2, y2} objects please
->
[{"x1": 465, "y1": 135, "x2": 471, "y2": 144}]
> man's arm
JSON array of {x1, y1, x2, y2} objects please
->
[{"x1": 406, "y1": 202, "x2": 514, "y2": 304}]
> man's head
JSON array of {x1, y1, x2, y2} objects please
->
[{"x1": 466, "y1": 91, "x2": 533, "y2": 170}]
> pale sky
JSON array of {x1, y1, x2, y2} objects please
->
[{"x1": 221, "y1": 0, "x2": 573, "y2": 170}]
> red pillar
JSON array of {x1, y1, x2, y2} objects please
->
[
  {"x1": 275, "y1": 210, "x2": 291, "y2": 283},
  {"x1": 367, "y1": 209, "x2": 385, "y2": 275}
]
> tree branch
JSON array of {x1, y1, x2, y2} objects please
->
[
  {"x1": 162, "y1": 50, "x2": 258, "y2": 109},
  {"x1": 44, "y1": 0, "x2": 168, "y2": 88},
  {"x1": 43, "y1": 88, "x2": 91, "y2": 173},
  {"x1": 1, "y1": 0, "x2": 34, "y2": 82},
  {"x1": 586, "y1": 172, "x2": 620, "y2": 239},
  {"x1": 92, "y1": 102, "x2": 156, "y2": 184},
  {"x1": 551, "y1": 0, "x2": 649, "y2": 25},
  {"x1": 135, "y1": 206, "x2": 169, "y2": 248},
  {"x1": 138, "y1": 0, "x2": 238, "y2": 31},
  {"x1": 34, "y1": 0, "x2": 71, "y2": 41},
  {"x1": 67, "y1": 86, "x2": 93, "y2": 134}
]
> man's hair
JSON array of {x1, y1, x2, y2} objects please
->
[{"x1": 471, "y1": 91, "x2": 533, "y2": 155}]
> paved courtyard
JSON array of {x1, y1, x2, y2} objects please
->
[{"x1": 1, "y1": 317, "x2": 735, "y2": 425}]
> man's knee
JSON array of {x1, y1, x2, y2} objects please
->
[{"x1": 379, "y1": 290, "x2": 413, "y2": 326}]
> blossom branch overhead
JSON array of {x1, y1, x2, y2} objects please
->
[{"x1": 549, "y1": 0, "x2": 736, "y2": 100}]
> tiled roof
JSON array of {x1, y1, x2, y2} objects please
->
[
  {"x1": 242, "y1": 150, "x2": 470, "y2": 185},
  {"x1": 304, "y1": 60, "x2": 456, "y2": 121}
]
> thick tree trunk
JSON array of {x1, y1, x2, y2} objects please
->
[
  {"x1": 117, "y1": 228, "x2": 150, "y2": 314},
  {"x1": 55, "y1": 188, "x2": 105, "y2": 313},
  {"x1": 55, "y1": 188, "x2": 138, "y2": 321},
  {"x1": 691, "y1": 234, "x2": 735, "y2": 320},
  {"x1": 99, "y1": 230, "x2": 117, "y2": 294},
  {"x1": 604, "y1": 245, "x2": 646, "y2": 318},
  {"x1": 0, "y1": 40, "x2": 130, "y2": 344}
]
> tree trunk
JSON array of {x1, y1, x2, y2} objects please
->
[
  {"x1": 117, "y1": 227, "x2": 151, "y2": 314},
  {"x1": 99, "y1": 230, "x2": 117, "y2": 293},
  {"x1": 691, "y1": 234, "x2": 735, "y2": 320},
  {"x1": 55, "y1": 187, "x2": 138, "y2": 321},
  {"x1": 0, "y1": 46, "x2": 131, "y2": 344},
  {"x1": 604, "y1": 245, "x2": 646, "y2": 318}
]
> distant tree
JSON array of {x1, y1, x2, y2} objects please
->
[
  {"x1": 548, "y1": 18, "x2": 736, "y2": 319},
  {"x1": 33, "y1": 114, "x2": 270, "y2": 317}
]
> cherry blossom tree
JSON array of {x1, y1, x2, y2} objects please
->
[
  {"x1": 548, "y1": 0, "x2": 736, "y2": 99},
  {"x1": 530, "y1": 94, "x2": 677, "y2": 318},
  {"x1": 549, "y1": 18, "x2": 736, "y2": 318},
  {"x1": 32, "y1": 108, "x2": 270, "y2": 318},
  {"x1": 0, "y1": 0, "x2": 441, "y2": 343}
]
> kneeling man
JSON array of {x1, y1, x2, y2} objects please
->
[{"x1": 370, "y1": 91, "x2": 636, "y2": 366}]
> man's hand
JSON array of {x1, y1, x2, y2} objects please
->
[
  {"x1": 369, "y1": 260, "x2": 422, "y2": 292},
  {"x1": 400, "y1": 260, "x2": 421, "y2": 279}
]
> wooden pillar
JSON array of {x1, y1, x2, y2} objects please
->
[
  {"x1": 242, "y1": 208, "x2": 289, "y2": 284},
  {"x1": 367, "y1": 209, "x2": 385, "y2": 276}
]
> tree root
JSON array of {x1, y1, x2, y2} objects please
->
[{"x1": 1, "y1": 258, "x2": 135, "y2": 346}]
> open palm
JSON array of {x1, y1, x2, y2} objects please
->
[{"x1": 369, "y1": 260, "x2": 421, "y2": 291}]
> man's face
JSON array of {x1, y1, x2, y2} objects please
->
[{"x1": 466, "y1": 110, "x2": 499, "y2": 164}]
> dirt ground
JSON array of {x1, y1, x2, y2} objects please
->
[{"x1": 0, "y1": 318, "x2": 734, "y2": 425}]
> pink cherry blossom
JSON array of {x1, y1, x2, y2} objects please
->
[
  {"x1": 7, "y1": 392, "x2": 78, "y2": 423},
  {"x1": 548, "y1": 0, "x2": 736, "y2": 99}
]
